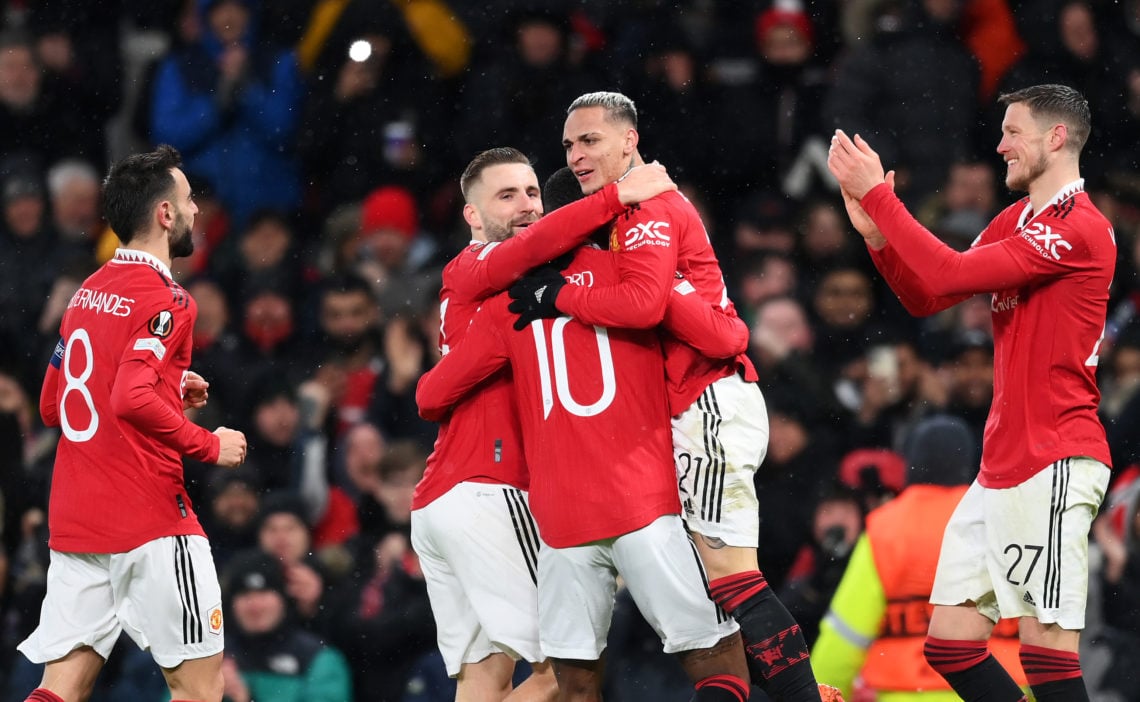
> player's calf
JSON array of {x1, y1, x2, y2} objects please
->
[{"x1": 708, "y1": 571, "x2": 822, "y2": 701}]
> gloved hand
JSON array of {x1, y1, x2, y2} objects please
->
[{"x1": 508, "y1": 267, "x2": 567, "y2": 331}]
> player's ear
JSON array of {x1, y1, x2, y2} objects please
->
[
  {"x1": 1049, "y1": 123, "x2": 1067, "y2": 152},
  {"x1": 624, "y1": 128, "x2": 639, "y2": 156},
  {"x1": 462, "y1": 202, "x2": 481, "y2": 231},
  {"x1": 157, "y1": 199, "x2": 175, "y2": 230}
]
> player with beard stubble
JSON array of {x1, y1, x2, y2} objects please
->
[{"x1": 18, "y1": 145, "x2": 247, "y2": 702}]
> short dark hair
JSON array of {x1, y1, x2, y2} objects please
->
[
  {"x1": 543, "y1": 166, "x2": 585, "y2": 212},
  {"x1": 460, "y1": 147, "x2": 532, "y2": 201},
  {"x1": 567, "y1": 91, "x2": 638, "y2": 128},
  {"x1": 102, "y1": 144, "x2": 182, "y2": 245},
  {"x1": 320, "y1": 272, "x2": 374, "y2": 302},
  {"x1": 998, "y1": 84, "x2": 1091, "y2": 153}
]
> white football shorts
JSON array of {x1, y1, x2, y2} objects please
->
[
  {"x1": 673, "y1": 374, "x2": 768, "y2": 547},
  {"x1": 19, "y1": 534, "x2": 223, "y2": 669},
  {"x1": 931, "y1": 457, "x2": 1110, "y2": 629},
  {"x1": 538, "y1": 514, "x2": 738, "y2": 660},
  {"x1": 411, "y1": 481, "x2": 545, "y2": 676}
]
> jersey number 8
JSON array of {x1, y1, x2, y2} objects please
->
[{"x1": 60, "y1": 328, "x2": 100, "y2": 443}]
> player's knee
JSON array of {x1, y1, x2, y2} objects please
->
[{"x1": 924, "y1": 636, "x2": 989, "y2": 677}]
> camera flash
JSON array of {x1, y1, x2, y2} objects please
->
[{"x1": 348, "y1": 40, "x2": 372, "y2": 63}]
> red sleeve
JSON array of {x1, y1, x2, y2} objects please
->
[
  {"x1": 863, "y1": 184, "x2": 1031, "y2": 300},
  {"x1": 662, "y1": 279, "x2": 749, "y2": 359},
  {"x1": 555, "y1": 199, "x2": 678, "y2": 328},
  {"x1": 866, "y1": 243, "x2": 968, "y2": 317},
  {"x1": 39, "y1": 336, "x2": 65, "y2": 426},
  {"x1": 416, "y1": 299, "x2": 511, "y2": 421},
  {"x1": 449, "y1": 182, "x2": 624, "y2": 300},
  {"x1": 40, "y1": 366, "x2": 60, "y2": 427},
  {"x1": 110, "y1": 358, "x2": 220, "y2": 463}
]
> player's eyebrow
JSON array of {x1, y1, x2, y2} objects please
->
[
  {"x1": 563, "y1": 131, "x2": 601, "y2": 147},
  {"x1": 493, "y1": 185, "x2": 522, "y2": 197}
]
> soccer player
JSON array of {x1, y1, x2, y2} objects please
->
[
  {"x1": 410, "y1": 147, "x2": 678, "y2": 701},
  {"x1": 18, "y1": 145, "x2": 247, "y2": 702},
  {"x1": 417, "y1": 244, "x2": 753, "y2": 702},
  {"x1": 827, "y1": 84, "x2": 1114, "y2": 701},
  {"x1": 509, "y1": 92, "x2": 833, "y2": 701}
]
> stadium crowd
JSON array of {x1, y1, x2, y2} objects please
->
[{"x1": 2, "y1": 0, "x2": 1140, "y2": 699}]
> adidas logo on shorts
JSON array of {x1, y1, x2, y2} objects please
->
[{"x1": 1023, "y1": 591, "x2": 1035, "y2": 606}]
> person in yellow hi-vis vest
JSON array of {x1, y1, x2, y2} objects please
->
[{"x1": 811, "y1": 415, "x2": 1028, "y2": 700}]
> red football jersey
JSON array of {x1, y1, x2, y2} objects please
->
[
  {"x1": 555, "y1": 190, "x2": 757, "y2": 416},
  {"x1": 412, "y1": 183, "x2": 627, "y2": 509},
  {"x1": 40, "y1": 249, "x2": 219, "y2": 553},
  {"x1": 417, "y1": 248, "x2": 680, "y2": 547},
  {"x1": 863, "y1": 180, "x2": 1114, "y2": 487}
]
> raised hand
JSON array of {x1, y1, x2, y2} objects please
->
[{"x1": 827, "y1": 130, "x2": 887, "y2": 200}]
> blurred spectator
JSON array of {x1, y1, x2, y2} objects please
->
[
  {"x1": 796, "y1": 198, "x2": 861, "y2": 275},
  {"x1": 825, "y1": 0, "x2": 980, "y2": 207},
  {"x1": 199, "y1": 467, "x2": 262, "y2": 571},
  {"x1": 298, "y1": 15, "x2": 445, "y2": 221},
  {"x1": 750, "y1": 296, "x2": 839, "y2": 428},
  {"x1": 916, "y1": 159, "x2": 999, "y2": 251},
  {"x1": 0, "y1": 166, "x2": 63, "y2": 386},
  {"x1": 837, "y1": 447, "x2": 906, "y2": 514},
  {"x1": 1089, "y1": 467, "x2": 1140, "y2": 697},
  {"x1": 732, "y1": 189, "x2": 798, "y2": 262},
  {"x1": 847, "y1": 337, "x2": 938, "y2": 451},
  {"x1": 711, "y1": 1, "x2": 831, "y2": 203},
  {"x1": 779, "y1": 481, "x2": 865, "y2": 646},
  {"x1": 757, "y1": 384, "x2": 845, "y2": 590},
  {"x1": 807, "y1": 261, "x2": 881, "y2": 391},
  {"x1": 45, "y1": 158, "x2": 102, "y2": 259},
  {"x1": 256, "y1": 492, "x2": 333, "y2": 631},
  {"x1": 312, "y1": 274, "x2": 386, "y2": 432},
  {"x1": 454, "y1": 9, "x2": 599, "y2": 174},
  {"x1": 937, "y1": 329, "x2": 995, "y2": 451},
  {"x1": 150, "y1": 0, "x2": 303, "y2": 229},
  {"x1": 350, "y1": 185, "x2": 439, "y2": 303},
  {"x1": 220, "y1": 548, "x2": 354, "y2": 702},
  {"x1": 620, "y1": 20, "x2": 716, "y2": 187},
  {"x1": 184, "y1": 276, "x2": 243, "y2": 426},
  {"x1": 325, "y1": 450, "x2": 435, "y2": 702},
  {"x1": 0, "y1": 32, "x2": 89, "y2": 171},
  {"x1": 0, "y1": 509, "x2": 49, "y2": 700},
  {"x1": 347, "y1": 438, "x2": 425, "y2": 560},
  {"x1": 733, "y1": 251, "x2": 798, "y2": 326},
  {"x1": 221, "y1": 280, "x2": 311, "y2": 421},
  {"x1": 212, "y1": 209, "x2": 304, "y2": 307},
  {"x1": 27, "y1": 1, "x2": 123, "y2": 172}
]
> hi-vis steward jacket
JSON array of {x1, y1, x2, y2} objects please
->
[{"x1": 812, "y1": 485, "x2": 1027, "y2": 700}]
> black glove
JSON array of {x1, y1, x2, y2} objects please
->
[{"x1": 508, "y1": 267, "x2": 567, "y2": 331}]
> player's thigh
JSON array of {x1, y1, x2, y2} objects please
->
[
  {"x1": 983, "y1": 457, "x2": 1110, "y2": 629},
  {"x1": 537, "y1": 540, "x2": 618, "y2": 662},
  {"x1": 613, "y1": 515, "x2": 739, "y2": 654},
  {"x1": 930, "y1": 480, "x2": 1002, "y2": 621},
  {"x1": 412, "y1": 484, "x2": 545, "y2": 675},
  {"x1": 111, "y1": 535, "x2": 224, "y2": 670},
  {"x1": 673, "y1": 376, "x2": 767, "y2": 548},
  {"x1": 17, "y1": 551, "x2": 121, "y2": 663}
]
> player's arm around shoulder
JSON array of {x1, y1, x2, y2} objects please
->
[{"x1": 555, "y1": 196, "x2": 680, "y2": 328}]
